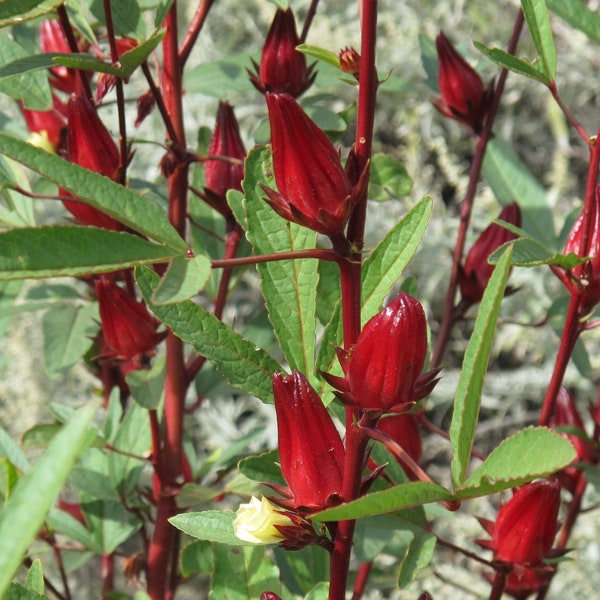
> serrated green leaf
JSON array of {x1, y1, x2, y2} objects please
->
[
  {"x1": 0, "y1": 227, "x2": 181, "y2": 280},
  {"x1": 0, "y1": 0, "x2": 61, "y2": 27},
  {"x1": 457, "y1": 427, "x2": 576, "y2": 495},
  {"x1": 483, "y1": 137, "x2": 555, "y2": 248},
  {"x1": 21, "y1": 424, "x2": 62, "y2": 448},
  {"x1": 369, "y1": 153, "x2": 413, "y2": 201},
  {"x1": 0, "y1": 135, "x2": 186, "y2": 250},
  {"x1": 238, "y1": 450, "x2": 286, "y2": 486},
  {"x1": 490, "y1": 237, "x2": 583, "y2": 268},
  {"x1": 42, "y1": 302, "x2": 98, "y2": 377},
  {"x1": 181, "y1": 540, "x2": 213, "y2": 576},
  {"x1": 296, "y1": 44, "x2": 340, "y2": 69},
  {"x1": 397, "y1": 525, "x2": 437, "y2": 589},
  {"x1": 211, "y1": 543, "x2": 288, "y2": 600},
  {"x1": 450, "y1": 247, "x2": 513, "y2": 488},
  {"x1": 46, "y1": 507, "x2": 101, "y2": 553},
  {"x1": 82, "y1": 499, "x2": 141, "y2": 554},
  {"x1": 548, "y1": 0, "x2": 600, "y2": 44},
  {"x1": 242, "y1": 146, "x2": 319, "y2": 379},
  {"x1": 474, "y1": 42, "x2": 551, "y2": 85},
  {"x1": 25, "y1": 559, "x2": 44, "y2": 595},
  {"x1": 5, "y1": 583, "x2": 47, "y2": 600},
  {"x1": 184, "y1": 54, "x2": 256, "y2": 97},
  {"x1": 273, "y1": 545, "x2": 329, "y2": 596},
  {"x1": 151, "y1": 254, "x2": 210, "y2": 304},
  {"x1": 0, "y1": 405, "x2": 95, "y2": 598},
  {"x1": 522, "y1": 0, "x2": 556, "y2": 81},
  {"x1": 126, "y1": 355, "x2": 165, "y2": 410},
  {"x1": 176, "y1": 483, "x2": 224, "y2": 508},
  {"x1": 170, "y1": 510, "x2": 255, "y2": 545},
  {"x1": 136, "y1": 266, "x2": 281, "y2": 403},
  {"x1": 314, "y1": 481, "x2": 453, "y2": 521},
  {"x1": 0, "y1": 34, "x2": 51, "y2": 110}
]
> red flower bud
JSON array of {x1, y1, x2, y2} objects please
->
[
  {"x1": 377, "y1": 412, "x2": 423, "y2": 465},
  {"x1": 433, "y1": 31, "x2": 493, "y2": 134},
  {"x1": 549, "y1": 388, "x2": 594, "y2": 493},
  {"x1": 272, "y1": 371, "x2": 345, "y2": 512},
  {"x1": 555, "y1": 186, "x2": 600, "y2": 313},
  {"x1": 203, "y1": 101, "x2": 246, "y2": 214},
  {"x1": 459, "y1": 202, "x2": 521, "y2": 304},
  {"x1": 62, "y1": 94, "x2": 122, "y2": 230},
  {"x1": 477, "y1": 479, "x2": 561, "y2": 598},
  {"x1": 260, "y1": 594, "x2": 282, "y2": 600},
  {"x1": 249, "y1": 8, "x2": 315, "y2": 98},
  {"x1": 325, "y1": 293, "x2": 432, "y2": 415},
  {"x1": 21, "y1": 94, "x2": 67, "y2": 151},
  {"x1": 339, "y1": 46, "x2": 361, "y2": 80},
  {"x1": 262, "y1": 92, "x2": 357, "y2": 237},
  {"x1": 96, "y1": 37, "x2": 139, "y2": 101},
  {"x1": 39, "y1": 19, "x2": 88, "y2": 95},
  {"x1": 95, "y1": 279, "x2": 163, "y2": 360},
  {"x1": 135, "y1": 89, "x2": 156, "y2": 128}
]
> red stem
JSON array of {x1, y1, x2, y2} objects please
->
[
  {"x1": 431, "y1": 9, "x2": 525, "y2": 369},
  {"x1": 300, "y1": 0, "x2": 321, "y2": 43},
  {"x1": 100, "y1": 553, "x2": 114, "y2": 600},
  {"x1": 179, "y1": 0, "x2": 216, "y2": 66},
  {"x1": 351, "y1": 562, "x2": 373, "y2": 600}
]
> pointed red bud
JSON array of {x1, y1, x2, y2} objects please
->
[
  {"x1": 555, "y1": 186, "x2": 600, "y2": 313},
  {"x1": 96, "y1": 37, "x2": 139, "y2": 101},
  {"x1": 204, "y1": 101, "x2": 247, "y2": 212},
  {"x1": 330, "y1": 293, "x2": 429, "y2": 414},
  {"x1": 39, "y1": 19, "x2": 88, "y2": 94},
  {"x1": 549, "y1": 387, "x2": 593, "y2": 493},
  {"x1": 21, "y1": 94, "x2": 67, "y2": 152},
  {"x1": 62, "y1": 94, "x2": 122, "y2": 229},
  {"x1": 249, "y1": 8, "x2": 315, "y2": 98},
  {"x1": 135, "y1": 89, "x2": 156, "y2": 128},
  {"x1": 433, "y1": 31, "x2": 493, "y2": 134},
  {"x1": 272, "y1": 371, "x2": 345, "y2": 512},
  {"x1": 95, "y1": 279, "x2": 163, "y2": 360},
  {"x1": 377, "y1": 413, "x2": 422, "y2": 465},
  {"x1": 339, "y1": 46, "x2": 361, "y2": 80},
  {"x1": 459, "y1": 202, "x2": 521, "y2": 304},
  {"x1": 263, "y1": 92, "x2": 355, "y2": 237},
  {"x1": 491, "y1": 479, "x2": 561, "y2": 567}
]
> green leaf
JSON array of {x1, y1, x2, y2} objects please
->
[
  {"x1": 46, "y1": 507, "x2": 101, "y2": 553},
  {"x1": 41, "y1": 302, "x2": 98, "y2": 378},
  {"x1": 419, "y1": 34, "x2": 439, "y2": 92},
  {"x1": 184, "y1": 54, "x2": 256, "y2": 97},
  {"x1": 136, "y1": 266, "x2": 282, "y2": 403},
  {"x1": 305, "y1": 583, "x2": 330, "y2": 600},
  {"x1": 457, "y1": 427, "x2": 577, "y2": 495},
  {"x1": 211, "y1": 543, "x2": 289, "y2": 600},
  {"x1": 273, "y1": 545, "x2": 329, "y2": 596},
  {"x1": 89, "y1": 0, "x2": 146, "y2": 40},
  {"x1": 474, "y1": 42, "x2": 551, "y2": 85},
  {"x1": 126, "y1": 355, "x2": 165, "y2": 410},
  {"x1": 397, "y1": 526, "x2": 437, "y2": 589},
  {"x1": 176, "y1": 483, "x2": 224, "y2": 508},
  {"x1": 238, "y1": 450, "x2": 286, "y2": 486},
  {"x1": 521, "y1": 0, "x2": 557, "y2": 81},
  {"x1": 314, "y1": 481, "x2": 454, "y2": 521},
  {"x1": 170, "y1": 510, "x2": 256, "y2": 546},
  {"x1": 483, "y1": 137, "x2": 555, "y2": 248},
  {"x1": 548, "y1": 0, "x2": 600, "y2": 44},
  {"x1": 5, "y1": 583, "x2": 47, "y2": 600},
  {"x1": 0, "y1": 227, "x2": 181, "y2": 280},
  {"x1": 369, "y1": 153, "x2": 413, "y2": 201},
  {"x1": 450, "y1": 247, "x2": 513, "y2": 488},
  {"x1": 0, "y1": 135, "x2": 186, "y2": 250},
  {"x1": 0, "y1": 424, "x2": 28, "y2": 471},
  {"x1": 0, "y1": 458, "x2": 19, "y2": 502},
  {"x1": 82, "y1": 499, "x2": 141, "y2": 554},
  {"x1": 0, "y1": 34, "x2": 51, "y2": 110},
  {"x1": 0, "y1": 0, "x2": 61, "y2": 26},
  {"x1": 242, "y1": 146, "x2": 319, "y2": 379},
  {"x1": 151, "y1": 254, "x2": 211, "y2": 304},
  {"x1": 181, "y1": 540, "x2": 213, "y2": 576},
  {"x1": 0, "y1": 405, "x2": 95, "y2": 598},
  {"x1": 25, "y1": 559, "x2": 44, "y2": 595},
  {"x1": 154, "y1": 0, "x2": 175, "y2": 28},
  {"x1": 490, "y1": 238, "x2": 583, "y2": 268},
  {"x1": 296, "y1": 44, "x2": 341, "y2": 69}
]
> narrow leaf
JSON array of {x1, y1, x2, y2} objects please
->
[
  {"x1": 483, "y1": 137, "x2": 555, "y2": 248},
  {"x1": 296, "y1": 44, "x2": 341, "y2": 69},
  {"x1": 0, "y1": 0, "x2": 60, "y2": 27},
  {"x1": 0, "y1": 227, "x2": 181, "y2": 280},
  {"x1": 314, "y1": 481, "x2": 454, "y2": 521},
  {"x1": 548, "y1": 0, "x2": 600, "y2": 45},
  {"x1": 521, "y1": 0, "x2": 557, "y2": 81},
  {"x1": 137, "y1": 266, "x2": 281, "y2": 403},
  {"x1": 0, "y1": 135, "x2": 186, "y2": 250},
  {"x1": 242, "y1": 146, "x2": 319, "y2": 378},
  {"x1": 457, "y1": 427, "x2": 577, "y2": 496},
  {"x1": 450, "y1": 246, "x2": 513, "y2": 488},
  {"x1": 474, "y1": 42, "x2": 551, "y2": 85},
  {"x1": 25, "y1": 559, "x2": 44, "y2": 594},
  {"x1": 0, "y1": 405, "x2": 95, "y2": 598}
]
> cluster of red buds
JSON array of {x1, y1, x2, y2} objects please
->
[
  {"x1": 249, "y1": 8, "x2": 315, "y2": 98},
  {"x1": 459, "y1": 202, "x2": 521, "y2": 305},
  {"x1": 434, "y1": 31, "x2": 494, "y2": 135},
  {"x1": 554, "y1": 185, "x2": 600, "y2": 314},
  {"x1": 477, "y1": 478, "x2": 562, "y2": 599}
]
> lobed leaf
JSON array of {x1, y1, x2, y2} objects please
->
[{"x1": 450, "y1": 247, "x2": 513, "y2": 488}]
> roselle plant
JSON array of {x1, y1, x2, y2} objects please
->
[{"x1": 0, "y1": 1, "x2": 599, "y2": 599}]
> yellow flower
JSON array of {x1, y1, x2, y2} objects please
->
[
  {"x1": 27, "y1": 131, "x2": 55, "y2": 154},
  {"x1": 233, "y1": 496, "x2": 295, "y2": 544}
]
